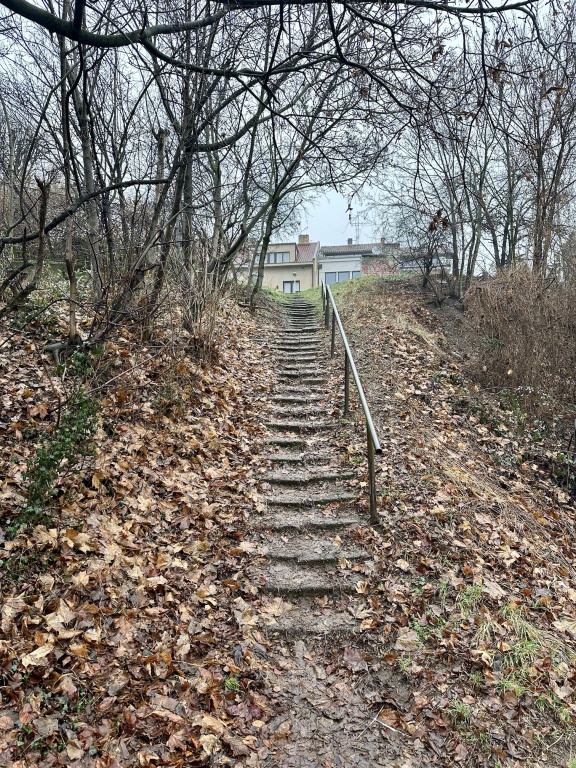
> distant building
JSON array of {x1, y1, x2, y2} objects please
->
[
  {"x1": 258, "y1": 235, "x2": 320, "y2": 293},
  {"x1": 396, "y1": 248, "x2": 452, "y2": 272},
  {"x1": 319, "y1": 238, "x2": 401, "y2": 284}
]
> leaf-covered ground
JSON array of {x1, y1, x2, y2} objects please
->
[
  {"x1": 0, "y1": 299, "x2": 285, "y2": 767},
  {"x1": 326, "y1": 276, "x2": 576, "y2": 767}
]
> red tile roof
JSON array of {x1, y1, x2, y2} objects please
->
[{"x1": 296, "y1": 241, "x2": 320, "y2": 262}]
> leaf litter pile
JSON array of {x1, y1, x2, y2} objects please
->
[
  {"x1": 0, "y1": 300, "x2": 285, "y2": 767},
  {"x1": 326, "y1": 277, "x2": 576, "y2": 766}
]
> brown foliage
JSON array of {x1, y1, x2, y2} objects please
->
[{"x1": 465, "y1": 268, "x2": 576, "y2": 405}]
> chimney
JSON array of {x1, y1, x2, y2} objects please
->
[
  {"x1": 347, "y1": 238, "x2": 353, "y2": 246},
  {"x1": 298, "y1": 234, "x2": 310, "y2": 245}
]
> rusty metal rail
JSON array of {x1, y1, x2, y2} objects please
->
[{"x1": 321, "y1": 282, "x2": 382, "y2": 524}]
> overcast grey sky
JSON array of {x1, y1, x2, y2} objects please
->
[{"x1": 290, "y1": 189, "x2": 383, "y2": 246}]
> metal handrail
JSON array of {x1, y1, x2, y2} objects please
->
[{"x1": 321, "y1": 282, "x2": 382, "y2": 524}]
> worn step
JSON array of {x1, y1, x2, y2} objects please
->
[
  {"x1": 261, "y1": 469, "x2": 353, "y2": 485},
  {"x1": 268, "y1": 408, "x2": 323, "y2": 421},
  {"x1": 277, "y1": 372, "x2": 323, "y2": 381},
  {"x1": 265, "y1": 420, "x2": 331, "y2": 433},
  {"x1": 277, "y1": 358, "x2": 323, "y2": 373},
  {"x1": 267, "y1": 491, "x2": 357, "y2": 507},
  {"x1": 266, "y1": 419, "x2": 334, "y2": 432},
  {"x1": 261, "y1": 452, "x2": 307, "y2": 464},
  {"x1": 273, "y1": 386, "x2": 324, "y2": 396},
  {"x1": 265, "y1": 606, "x2": 362, "y2": 638},
  {"x1": 265, "y1": 436, "x2": 307, "y2": 448},
  {"x1": 295, "y1": 377, "x2": 324, "y2": 385},
  {"x1": 270, "y1": 394, "x2": 323, "y2": 404},
  {"x1": 263, "y1": 536, "x2": 367, "y2": 565},
  {"x1": 279, "y1": 327, "x2": 321, "y2": 334},
  {"x1": 261, "y1": 453, "x2": 331, "y2": 465},
  {"x1": 280, "y1": 355, "x2": 322, "y2": 362},
  {"x1": 276, "y1": 346, "x2": 321, "y2": 353},
  {"x1": 260, "y1": 562, "x2": 359, "y2": 597},
  {"x1": 255, "y1": 508, "x2": 362, "y2": 532}
]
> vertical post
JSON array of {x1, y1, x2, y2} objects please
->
[
  {"x1": 344, "y1": 351, "x2": 350, "y2": 415},
  {"x1": 331, "y1": 308, "x2": 336, "y2": 357},
  {"x1": 367, "y1": 422, "x2": 377, "y2": 524},
  {"x1": 324, "y1": 290, "x2": 330, "y2": 328}
]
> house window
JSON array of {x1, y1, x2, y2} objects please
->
[
  {"x1": 338, "y1": 271, "x2": 350, "y2": 282},
  {"x1": 325, "y1": 272, "x2": 337, "y2": 284},
  {"x1": 266, "y1": 251, "x2": 290, "y2": 264},
  {"x1": 283, "y1": 280, "x2": 300, "y2": 293},
  {"x1": 352, "y1": 270, "x2": 361, "y2": 279}
]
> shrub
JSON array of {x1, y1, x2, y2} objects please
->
[{"x1": 465, "y1": 268, "x2": 576, "y2": 408}]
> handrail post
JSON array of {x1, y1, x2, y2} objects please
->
[
  {"x1": 367, "y1": 423, "x2": 377, "y2": 524},
  {"x1": 331, "y1": 308, "x2": 336, "y2": 357},
  {"x1": 324, "y1": 288, "x2": 330, "y2": 328},
  {"x1": 344, "y1": 351, "x2": 350, "y2": 415}
]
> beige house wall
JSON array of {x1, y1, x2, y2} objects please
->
[
  {"x1": 267, "y1": 242, "x2": 298, "y2": 262},
  {"x1": 261, "y1": 263, "x2": 314, "y2": 292}
]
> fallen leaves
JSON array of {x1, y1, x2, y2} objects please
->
[{"x1": 0, "y1": 300, "x2": 278, "y2": 766}]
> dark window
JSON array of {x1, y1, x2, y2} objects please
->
[
  {"x1": 325, "y1": 272, "x2": 337, "y2": 284},
  {"x1": 338, "y1": 271, "x2": 350, "y2": 282},
  {"x1": 267, "y1": 251, "x2": 290, "y2": 264},
  {"x1": 283, "y1": 280, "x2": 300, "y2": 293}
]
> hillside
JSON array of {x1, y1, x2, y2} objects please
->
[{"x1": 323, "y1": 276, "x2": 576, "y2": 767}]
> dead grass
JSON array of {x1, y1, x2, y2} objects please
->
[{"x1": 465, "y1": 268, "x2": 576, "y2": 409}]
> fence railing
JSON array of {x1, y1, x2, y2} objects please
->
[{"x1": 321, "y1": 282, "x2": 382, "y2": 524}]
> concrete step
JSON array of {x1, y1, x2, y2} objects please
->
[
  {"x1": 279, "y1": 355, "x2": 323, "y2": 362},
  {"x1": 295, "y1": 377, "x2": 324, "y2": 386},
  {"x1": 260, "y1": 562, "x2": 359, "y2": 597},
  {"x1": 268, "y1": 408, "x2": 322, "y2": 420},
  {"x1": 261, "y1": 469, "x2": 354, "y2": 485},
  {"x1": 261, "y1": 453, "x2": 331, "y2": 465},
  {"x1": 270, "y1": 394, "x2": 323, "y2": 404},
  {"x1": 263, "y1": 535, "x2": 367, "y2": 565},
  {"x1": 280, "y1": 347, "x2": 321, "y2": 353},
  {"x1": 255, "y1": 509, "x2": 363, "y2": 532},
  {"x1": 273, "y1": 384, "x2": 324, "y2": 394},
  {"x1": 267, "y1": 491, "x2": 357, "y2": 507},
  {"x1": 265, "y1": 422, "x2": 331, "y2": 435},
  {"x1": 262, "y1": 600, "x2": 368, "y2": 638},
  {"x1": 265, "y1": 436, "x2": 307, "y2": 449},
  {"x1": 277, "y1": 374, "x2": 323, "y2": 383},
  {"x1": 276, "y1": 368, "x2": 324, "y2": 376}
]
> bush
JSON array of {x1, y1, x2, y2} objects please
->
[{"x1": 465, "y1": 268, "x2": 576, "y2": 407}]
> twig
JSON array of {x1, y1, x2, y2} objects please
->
[{"x1": 357, "y1": 706, "x2": 411, "y2": 739}]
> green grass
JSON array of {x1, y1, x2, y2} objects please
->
[{"x1": 456, "y1": 584, "x2": 483, "y2": 614}]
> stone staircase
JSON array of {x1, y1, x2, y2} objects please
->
[{"x1": 254, "y1": 297, "x2": 372, "y2": 637}]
